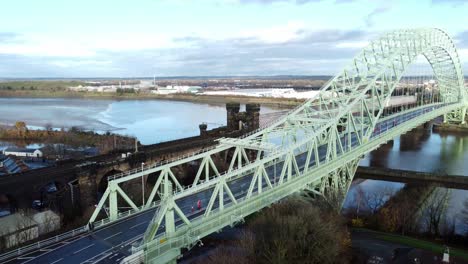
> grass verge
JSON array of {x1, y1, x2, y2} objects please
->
[{"x1": 353, "y1": 228, "x2": 468, "y2": 261}]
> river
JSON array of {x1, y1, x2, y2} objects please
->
[
  {"x1": 345, "y1": 127, "x2": 468, "y2": 234},
  {"x1": 0, "y1": 98, "x2": 280, "y2": 145}
]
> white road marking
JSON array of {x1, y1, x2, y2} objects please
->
[
  {"x1": 104, "y1": 232, "x2": 122, "y2": 241},
  {"x1": 82, "y1": 252, "x2": 113, "y2": 264},
  {"x1": 80, "y1": 234, "x2": 144, "y2": 264},
  {"x1": 73, "y1": 244, "x2": 94, "y2": 254},
  {"x1": 130, "y1": 222, "x2": 147, "y2": 229},
  {"x1": 50, "y1": 258, "x2": 64, "y2": 264}
]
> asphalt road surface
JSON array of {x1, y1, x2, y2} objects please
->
[{"x1": 2, "y1": 104, "x2": 444, "y2": 264}]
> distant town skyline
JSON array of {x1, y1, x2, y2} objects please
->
[{"x1": 0, "y1": 0, "x2": 467, "y2": 77}]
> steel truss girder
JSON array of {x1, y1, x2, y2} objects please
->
[
  {"x1": 141, "y1": 103, "x2": 463, "y2": 264},
  {"x1": 87, "y1": 29, "x2": 466, "y2": 263}
]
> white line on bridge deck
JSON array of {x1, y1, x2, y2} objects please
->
[
  {"x1": 130, "y1": 221, "x2": 148, "y2": 229},
  {"x1": 49, "y1": 258, "x2": 63, "y2": 264},
  {"x1": 17, "y1": 257, "x2": 34, "y2": 260},
  {"x1": 104, "y1": 232, "x2": 122, "y2": 241},
  {"x1": 73, "y1": 244, "x2": 94, "y2": 255}
]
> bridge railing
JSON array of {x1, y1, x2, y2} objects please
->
[
  {"x1": 107, "y1": 145, "x2": 220, "y2": 181},
  {"x1": 143, "y1": 103, "x2": 462, "y2": 263},
  {"x1": 0, "y1": 225, "x2": 87, "y2": 263},
  {"x1": 93, "y1": 201, "x2": 160, "y2": 229},
  {"x1": 109, "y1": 103, "x2": 450, "y2": 223}
]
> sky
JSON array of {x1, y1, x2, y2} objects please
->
[{"x1": 0, "y1": 0, "x2": 467, "y2": 78}]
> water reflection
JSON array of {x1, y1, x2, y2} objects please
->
[
  {"x1": 0, "y1": 98, "x2": 281, "y2": 144},
  {"x1": 348, "y1": 126, "x2": 468, "y2": 234},
  {"x1": 360, "y1": 127, "x2": 468, "y2": 175}
]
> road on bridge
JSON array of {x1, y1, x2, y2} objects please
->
[{"x1": 1, "y1": 104, "x2": 445, "y2": 264}]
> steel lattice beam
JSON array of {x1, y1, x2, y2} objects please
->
[{"x1": 86, "y1": 28, "x2": 466, "y2": 264}]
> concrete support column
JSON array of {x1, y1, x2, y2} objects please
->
[{"x1": 109, "y1": 182, "x2": 118, "y2": 221}]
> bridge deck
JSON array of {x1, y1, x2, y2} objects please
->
[{"x1": 1, "y1": 103, "x2": 455, "y2": 264}]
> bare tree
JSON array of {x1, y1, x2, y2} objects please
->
[
  {"x1": 10, "y1": 210, "x2": 38, "y2": 248},
  {"x1": 44, "y1": 123, "x2": 53, "y2": 132},
  {"x1": 354, "y1": 185, "x2": 367, "y2": 217},
  {"x1": 461, "y1": 199, "x2": 468, "y2": 235},
  {"x1": 357, "y1": 186, "x2": 395, "y2": 215},
  {"x1": 40, "y1": 211, "x2": 60, "y2": 235},
  {"x1": 420, "y1": 188, "x2": 451, "y2": 236},
  {"x1": 196, "y1": 198, "x2": 351, "y2": 264},
  {"x1": 247, "y1": 198, "x2": 350, "y2": 264},
  {"x1": 14, "y1": 121, "x2": 27, "y2": 138}
]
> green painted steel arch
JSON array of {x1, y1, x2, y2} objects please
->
[
  {"x1": 257, "y1": 28, "x2": 467, "y2": 145},
  {"x1": 335, "y1": 28, "x2": 466, "y2": 129},
  {"x1": 349, "y1": 28, "x2": 465, "y2": 103}
]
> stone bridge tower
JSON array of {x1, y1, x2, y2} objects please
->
[{"x1": 226, "y1": 103, "x2": 260, "y2": 132}]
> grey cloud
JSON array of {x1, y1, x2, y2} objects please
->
[
  {"x1": 237, "y1": 0, "x2": 321, "y2": 4},
  {"x1": 432, "y1": 0, "x2": 467, "y2": 6},
  {"x1": 0, "y1": 32, "x2": 19, "y2": 43},
  {"x1": 2, "y1": 28, "x2": 467, "y2": 78},
  {"x1": 236, "y1": 0, "x2": 355, "y2": 4},
  {"x1": 296, "y1": 29, "x2": 367, "y2": 44},
  {"x1": 117, "y1": 29, "x2": 370, "y2": 76},
  {"x1": 0, "y1": 54, "x2": 61, "y2": 77},
  {"x1": 173, "y1": 36, "x2": 205, "y2": 43},
  {"x1": 365, "y1": 5, "x2": 392, "y2": 27},
  {"x1": 0, "y1": 29, "x2": 368, "y2": 77},
  {"x1": 456, "y1": 31, "x2": 468, "y2": 48}
]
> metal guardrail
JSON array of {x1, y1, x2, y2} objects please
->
[
  {"x1": 0, "y1": 103, "x2": 457, "y2": 264},
  {"x1": 140, "y1": 103, "x2": 459, "y2": 263},
  {"x1": 92, "y1": 201, "x2": 160, "y2": 229},
  {"x1": 0, "y1": 225, "x2": 87, "y2": 263},
  {"x1": 0, "y1": 200, "x2": 162, "y2": 263}
]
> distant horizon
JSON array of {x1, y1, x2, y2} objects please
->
[
  {"x1": 0, "y1": 74, "x2": 467, "y2": 81},
  {"x1": 0, "y1": 75, "x2": 334, "y2": 80}
]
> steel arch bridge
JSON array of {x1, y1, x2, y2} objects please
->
[
  {"x1": 84, "y1": 28, "x2": 467, "y2": 264},
  {"x1": 3, "y1": 28, "x2": 461, "y2": 264}
]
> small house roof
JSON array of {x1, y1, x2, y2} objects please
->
[{"x1": 4, "y1": 147, "x2": 40, "y2": 153}]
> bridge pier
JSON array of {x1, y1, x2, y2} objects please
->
[
  {"x1": 423, "y1": 121, "x2": 432, "y2": 129},
  {"x1": 77, "y1": 170, "x2": 97, "y2": 212}
]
